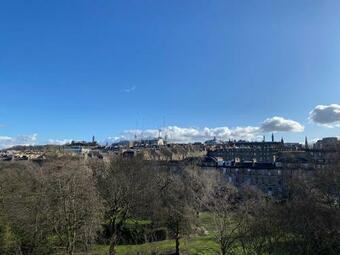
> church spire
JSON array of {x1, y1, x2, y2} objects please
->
[
  {"x1": 305, "y1": 136, "x2": 309, "y2": 149},
  {"x1": 271, "y1": 133, "x2": 274, "y2": 142}
]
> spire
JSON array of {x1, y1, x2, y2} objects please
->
[
  {"x1": 263, "y1": 135, "x2": 266, "y2": 142},
  {"x1": 272, "y1": 133, "x2": 274, "y2": 142},
  {"x1": 305, "y1": 136, "x2": 309, "y2": 149},
  {"x1": 281, "y1": 137, "x2": 284, "y2": 144}
]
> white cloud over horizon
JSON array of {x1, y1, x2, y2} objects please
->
[
  {"x1": 107, "y1": 126, "x2": 261, "y2": 143},
  {"x1": 309, "y1": 104, "x2": 340, "y2": 127},
  {"x1": 0, "y1": 134, "x2": 38, "y2": 149},
  {"x1": 107, "y1": 116, "x2": 304, "y2": 143}
]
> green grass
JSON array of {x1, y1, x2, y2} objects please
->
[
  {"x1": 198, "y1": 212, "x2": 216, "y2": 233},
  {"x1": 78, "y1": 235, "x2": 219, "y2": 255},
  {"x1": 87, "y1": 240, "x2": 175, "y2": 255}
]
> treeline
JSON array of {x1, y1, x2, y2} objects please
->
[
  {"x1": 0, "y1": 156, "x2": 211, "y2": 255},
  {"x1": 204, "y1": 166, "x2": 340, "y2": 255},
  {"x1": 0, "y1": 155, "x2": 340, "y2": 255}
]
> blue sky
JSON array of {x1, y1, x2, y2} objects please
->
[{"x1": 0, "y1": 0, "x2": 340, "y2": 146}]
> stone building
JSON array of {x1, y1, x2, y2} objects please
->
[
  {"x1": 220, "y1": 161, "x2": 287, "y2": 198},
  {"x1": 208, "y1": 141, "x2": 285, "y2": 163}
]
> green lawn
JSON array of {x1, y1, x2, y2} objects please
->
[{"x1": 79, "y1": 235, "x2": 219, "y2": 255}]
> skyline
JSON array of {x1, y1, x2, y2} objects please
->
[
  {"x1": 1, "y1": 104, "x2": 340, "y2": 147},
  {"x1": 1, "y1": 0, "x2": 340, "y2": 147}
]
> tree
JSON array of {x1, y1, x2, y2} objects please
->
[
  {"x1": 91, "y1": 157, "x2": 160, "y2": 255},
  {"x1": 0, "y1": 161, "x2": 52, "y2": 255},
  {"x1": 157, "y1": 172, "x2": 192, "y2": 255},
  {"x1": 202, "y1": 171, "x2": 244, "y2": 255},
  {"x1": 155, "y1": 166, "x2": 212, "y2": 255},
  {"x1": 278, "y1": 171, "x2": 340, "y2": 255},
  {"x1": 238, "y1": 198, "x2": 281, "y2": 255},
  {"x1": 0, "y1": 158, "x2": 103, "y2": 255},
  {"x1": 44, "y1": 159, "x2": 102, "y2": 255}
]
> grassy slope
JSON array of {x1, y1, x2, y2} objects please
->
[{"x1": 85, "y1": 235, "x2": 219, "y2": 255}]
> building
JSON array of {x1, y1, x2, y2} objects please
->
[
  {"x1": 63, "y1": 146, "x2": 90, "y2": 155},
  {"x1": 313, "y1": 137, "x2": 340, "y2": 150},
  {"x1": 133, "y1": 137, "x2": 165, "y2": 147},
  {"x1": 219, "y1": 161, "x2": 287, "y2": 198},
  {"x1": 205, "y1": 137, "x2": 219, "y2": 145},
  {"x1": 208, "y1": 141, "x2": 285, "y2": 163}
]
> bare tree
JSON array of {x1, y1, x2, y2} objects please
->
[
  {"x1": 156, "y1": 170, "x2": 194, "y2": 255},
  {"x1": 0, "y1": 161, "x2": 51, "y2": 255},
  {"x1": 91, "y1": 157, "x2": 161, "y2": 255},
  {"x1": 0, "y1": 158, "x2": 103, "y2": 255},
  {"x1": 203, "y1": 176, "x2": 240, "y2": 255},
  {"x1": 44, "y1": 159, "x2": 102, "y2": 255},
  {"x1": 278, "y1": 171, "x2": 340, "y2": 255}
]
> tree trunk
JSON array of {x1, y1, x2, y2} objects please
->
[
  {"x1": 221, "y1": 246, "x2": 227, "y2": 255},
  {"x1": 175, "y1": 237, "x2": 180, "y2": 255},
  {"x1": 175, "y1": 221, "x2": 180, "y2": 255},
  {"x1": 67, "y1": 236, "x2": 74, "y2": 255},
  {"x1": 109, "y1": 232, "x2": 118, "y2": 255}
]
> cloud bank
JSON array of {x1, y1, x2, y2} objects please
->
[
  {"x1": 109, "y1": 116, "x2": 303, "y2": 143},
  {"x1": 0, "y1": 134, "x2": 38, "y2": 149},
  {"x1": 309, "y1": 104, "x2": 340, "y2": 127}
]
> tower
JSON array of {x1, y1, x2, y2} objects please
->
[
  {"x1": 263, "y1": 135, "x2": 266, "y2": 142},
  {"x1": 281, "y1": 137, "x2": 284, "y2": 144},
  {"x1": 305, "y1": 136, "x2": 309, "y2": 149},
  {"x1": 92, "y1": 135, "x2": 95, "y2": 143},
  {"x1": 271, "y1": 133, "x2": 274, "y2": 142}
]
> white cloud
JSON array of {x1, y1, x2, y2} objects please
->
[
  {"x1": 0, "y1": 134, "x2": 38, "y2": 149},
  {"x1": 109, "y1": 116, "x2": 304, "y2": 143},
  {"x1": 309, "y1": 104, "x2": 340, "y2": 127},
  {"x1": 260, "y1": 116, "x2": 304, "y2": 132},
  {"x1": 116, "y1": 126, "x2": 257, "y2": 143},
  {"x1": 124, "y1": 85, "x2": 136, "y2": 93},
  {"x1": 47, "y1": 139, "x2": 72, "y2": 145}
]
